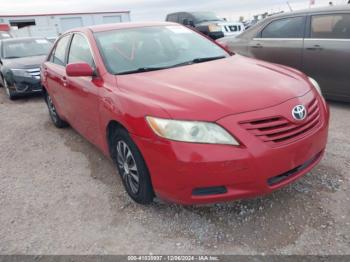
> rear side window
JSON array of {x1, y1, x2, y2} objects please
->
[
  {"x1": 52, "y1": 35, "x2": 71, "y2": 66},
  {"x1": 261, "y1": 17, "x2": 305, "y2": 38},
  {"x1": 167, "y1": 14, "x2": 178, "y2": 23},
  {"x1": 311, "y1": 14, "x2": 350, "y2": 39},
  {"x1": 68, "y1": 34, "x2": 94, "y2": 67}
]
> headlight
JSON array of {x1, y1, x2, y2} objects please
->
[
  {"x1": 208, "y1": 24, "x2": 222, "y2": 32},
  {"x1": 308, "y1": 77, "x2": 323, "y2": 96},
  {"x1": 146, "y1": 117, "x2": 239, "y2": 146},
  {"x1": 11, "y1": 69, "x2": 31, "y2": 78}
]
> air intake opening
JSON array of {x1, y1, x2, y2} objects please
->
[
  {"x1": 192, "y1": 186, "x2": 227, "y2": 196},
  {"x1": 267, "y1": 152, "x2": 322, "y2": 186}
]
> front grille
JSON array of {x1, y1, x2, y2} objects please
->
[
  {"x1": 240, "y1": 98, "x2": 321, "y2": 146},
  {"x1": 224, "y1": 25, "x2": 242, "y2": 32},
  {"x1": 26, "y1": 68, "x2": 41, "y2": 79}
]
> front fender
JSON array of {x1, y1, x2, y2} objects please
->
[{"x1": 98, "y1": 86, "x2": 171, "y2": 156}]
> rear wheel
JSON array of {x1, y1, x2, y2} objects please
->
[
  {"x1": 110, "y1": 128, "x2": 154, "y2": 205},
  {"x1": 3, "y1": 79, "x2": 16, "y2": 100},
  {"x1": 45, "y1": 92, "x2": 68, "y2": 128}
]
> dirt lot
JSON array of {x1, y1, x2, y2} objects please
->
[{"x1": 0, "y1": 88, "x2": 349, "y2": 255}]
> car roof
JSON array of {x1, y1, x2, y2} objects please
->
[
  {"x1": 270, "y1": 4, "x2": 350, "y2": 19},
  {"x1": 70, "y1": 22, "x2": 179, "y2": 33}
]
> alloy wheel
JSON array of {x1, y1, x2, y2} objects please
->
[
  {"x1": 4, "y1": 80, "x2": 10, "y2": 97},
  {"x1": 47, "y1": 95, "x2": 58, "y2": 123},
  {"x1": 116, "y1": 140, "x2": 140, "y2": 194}
]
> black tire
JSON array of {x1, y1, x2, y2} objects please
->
[
  {"x1": 44, "y1": 92, "x2": 69, "y2": 128},
  {"x1": 3, "y1": 79, "x2": 16, "y2": 100},
  {"x1": 0, "y1": 75, "x2": 4, "y2": 88},
  {"x1": 110, "y1": 128, "x2": 154, "y2": 205}
]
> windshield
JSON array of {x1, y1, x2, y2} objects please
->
[
  {"x1": 94, "y1": 25, "x2": 229, "y2": 75},
  {"x1": 192, "y1": 12, "x2": 222, "y2": 23},
  {"x1": 2, "y1": 38, "x2": 51, "y2": 59}
]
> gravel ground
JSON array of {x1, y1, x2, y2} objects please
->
[{"x1": 0, "y1": 88, "x2": 349, "y2": 255}]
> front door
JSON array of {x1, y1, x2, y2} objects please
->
[
  {"x1": 65, "y1": 33, "x2": 101, "y2": 146},
  {"x1": 248, "y1": 16, "x2": 306, "y2": 71}
]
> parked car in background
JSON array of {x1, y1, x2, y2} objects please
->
[
  {"x1": 0, "y1": 23, "x2": 12, "y2": 40},
  {"x1": 0, "y1": 31, "x2": 12, "y2": 40},
  {"x1": 0, "y1": 37, "x2": 52, "y2": 99},
  {"x1": 217, "y1": 5, "x2": 350, "y2": 102},
  {"x1": 166, "y1": 12, "x2": 245, "y2": 39},
  {"x1": 41, "y1": 22, "x2": 328, "y2": 205}
]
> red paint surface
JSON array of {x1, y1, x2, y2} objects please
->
[{"x1": 42, "y1": 23, "x2": 329, "y2": 204}]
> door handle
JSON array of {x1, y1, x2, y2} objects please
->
[
  {"x1": 306, "y1": 45, "x2": 323, "y2": 51},
  {"x1": 252, "y1": 43, "x2": 263, "y2": 49}
]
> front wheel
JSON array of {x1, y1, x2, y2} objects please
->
[
  {"x1": 45, "y1": 92, "x2": 68, "y2": 128},
  {"x1": 110, "y1": 128, "x2": 154, "y2": 205},
  {"x1": 3, "y1": 79, "x2": 16, "y2": 100}
]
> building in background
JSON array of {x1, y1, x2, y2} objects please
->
[{"x1": 0, "y1": 11, "x2": 130, "y2": 38}]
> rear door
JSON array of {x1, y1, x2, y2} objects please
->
[
  {"x1": 248, "y1": 16, "x2": 306, "y2": 71},
  {"x1": 43, "y1": 34, "x2": 72, "y2": 118},
  {"x1": 65, "y1": 33, "x2": 101, "y2": 145},
  {"x1": 303, "y1": 13, "x2": 350, "y2": 100}
]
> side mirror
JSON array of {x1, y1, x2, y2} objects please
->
[{"x1": 66, "y1": 62, "x2": 94, "y2": 77}]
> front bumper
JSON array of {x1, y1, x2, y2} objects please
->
[
  {"x1": 133, "y1": 92, "x2": 329, "y2": 205},
  {"x1": 8, "y1": 76, "x2": 42, "y2": 94},
  {"x1": 207, "y1": 31, "x2": 225, "y2": 40}
]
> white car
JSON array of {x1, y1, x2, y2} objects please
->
[{"x1": 166, "y1": 12, "x2": 245, "y2": 39}]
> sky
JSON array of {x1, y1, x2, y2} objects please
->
[{"x1": 0, "y1": 0, "x2": 349, "y2": 21}]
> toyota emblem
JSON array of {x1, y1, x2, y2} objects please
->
[{"x1": 292, "y1": 105, "x2": 307, "y2": 121}]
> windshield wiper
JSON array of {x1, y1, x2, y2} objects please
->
[
  {"x1": 170, "y1": 56, "x2": 227, "y2": 67},
  {"x1": 116, "y1": 66, "x2": 170, "y2": 75},
  {"x1": 192, "y1": 56, "x2": 226, "y2": 63},
  {"x1": 4, "y1": 56, "x2": 21, "y2": 59},
  {"x1": 116, "y1": 56, "x2": 226, "y2": 75}
]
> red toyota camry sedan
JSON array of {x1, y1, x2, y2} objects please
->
[{"x1": 41, "y1": 22, "x2": 329, "y2": 205}]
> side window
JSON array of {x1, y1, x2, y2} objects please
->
[
  {"x1": 48, "y1": 47, "x2": 56, "y2": 62},
  {"x1": 68, "y1": 34, "x2": 94, "y2": 67},
  {"x1": 311, "y1": 14, "x2": 350, "y2": 39},
  {"x1": 261, "y1": 17, "x2": 305, "y2": 38},
  {"x1": 178, "y1": 13, "x2": 187, "y2": 24},
  {"x1": 167, "y1": 14, "x2": 178, "y2": 23},
  {"x1": 52, "y1": 35, "x2": 71, "y2": 66}
]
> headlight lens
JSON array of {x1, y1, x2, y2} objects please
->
[
  {"x1": 308, "y1": 77, "x2": 323, "y2": 96},
  {"x1": 146, "y1": 117, "x2": 239, "y2": 146},
  {"x1": 208, "y1": 24, "x2": 222, "y2": 32},
  {"x1": 11, "y1": 69, "x2": 32, "y2": 78}
]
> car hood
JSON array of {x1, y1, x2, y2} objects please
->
[
  {"x1": 196, "y1": 20, "x2": 225, "y2": 26},
  {"x1": 116, "y1": 55, "x2": 311, "y2": 121},
  {"x1": 2, "y1": 55, "x2": 46, "y2": 69}
]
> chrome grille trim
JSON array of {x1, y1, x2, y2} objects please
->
[{"x1": 240, "y1": 98, "x2": 321, "y2": 146}]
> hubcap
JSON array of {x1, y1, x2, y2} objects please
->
[{"x1": 116, "y1": 140, "x2": 140, "y2": 194}]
